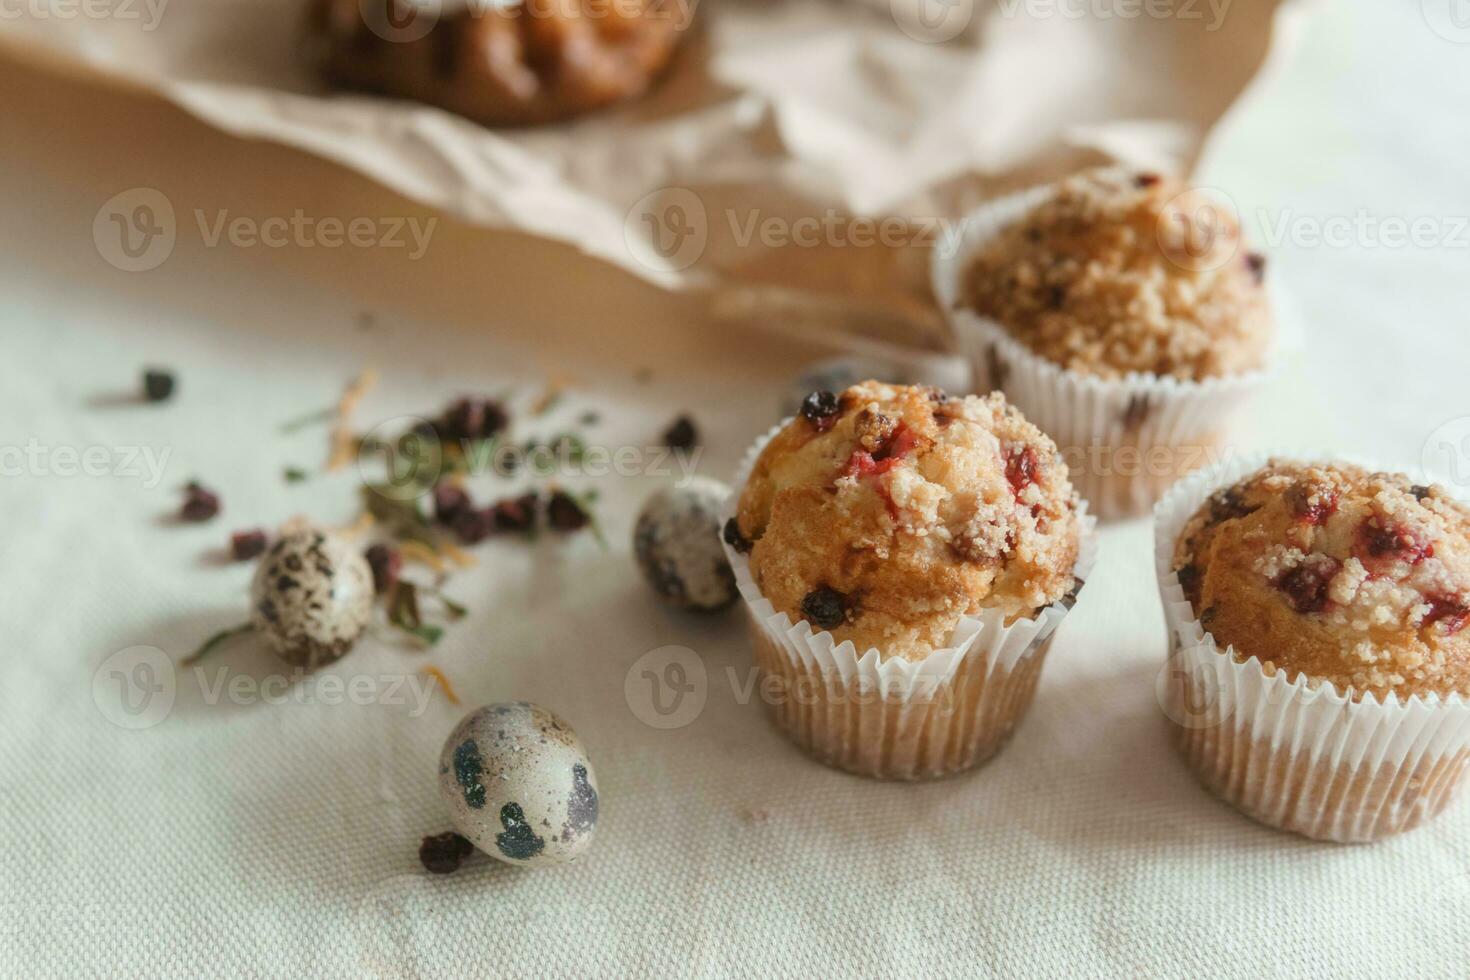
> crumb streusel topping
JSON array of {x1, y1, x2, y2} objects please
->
[
  {"x1": 734, "y1": 382, "x2": 1081, "y2": 661},
  {"x1": 1173, "y1": 460, "x2": 1470, "y2": 699},
  {"x1": 962, "y1": 169, "x2": 1274, "y2": 382}
]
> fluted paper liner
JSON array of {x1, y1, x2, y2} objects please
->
[
  {"x1": 722, "y1": 421, "x2": 1099, "y2": 780},
  {"x1": 1153, "y1": 452, "x2": 1470, "y2": 842},
  {"x1": 932, "y1": 178, "x2": 1279, "y2": 519}
]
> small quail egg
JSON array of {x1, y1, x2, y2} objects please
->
[
  {"x1": 249, "y1": 527, "x2": 373, "y2": 668},
  {"x1": 633, "y1": 477, "x2": 737, "y2": 612},
  {"x1": 438, "y1": 702, "x2": 600, "y2": 867}
]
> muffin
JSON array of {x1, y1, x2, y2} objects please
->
[
  {"x1": 722, "y1": 381, "x2": 1097, "y2": 780},
  {"x1": 935, "y1": 168, "x2": 1277, "y2": 518},
  {"x1": 1156, "y1": 457, "x2": 1470, "y2": 842},
  {"x1": 310, "y1": 0, "x2": 686, "y2": 127}
]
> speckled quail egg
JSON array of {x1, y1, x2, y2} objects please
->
[
  {"x1": 633, "y1": 477, "x2": 737, "y2": 612},
  {"x1": 438, "y1": 702, "x2": 599, "y2": 867},
  {"x1": 249, "y1": 527, "x2": 374, "y2": 668}
]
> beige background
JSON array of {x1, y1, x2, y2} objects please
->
[{"x1": 3, "y1": 1, "x2": 1470, "y2": 977}]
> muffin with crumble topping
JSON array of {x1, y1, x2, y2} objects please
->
[
  {"x1": 936, "y1": 168, "x2": 1277, "y2": 518},
  {"x1": 721, "y1": 381, "x2": 1097, "y2": 780},
  {"x1": 1156, "y1": 458, "x2": 1470, "y2": 842}
]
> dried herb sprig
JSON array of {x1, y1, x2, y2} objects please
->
[{"x1": 183, "y1": 622, "x2": 254, "y2": 666}]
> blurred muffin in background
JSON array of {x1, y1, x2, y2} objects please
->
[
  {"x1": 310, "y1": 0, "x2": 687, "y2": 126},
  {"x1": 938, "y1": 168, "x2": 1278, "y2": 518}
]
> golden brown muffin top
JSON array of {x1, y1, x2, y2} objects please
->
[
  {"x1": 962, "y1": 169, "x2": 1273, "y2": 382},
  {"x1": 1173, "y1": 461, "x2": 1470, "y2": 699},
  {"x1": 731, "y1": 382, "x2": 1081, "y2": 661}
]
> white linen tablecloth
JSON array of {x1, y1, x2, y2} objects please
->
[{"x1": 2, "y1": 1, "x2": 1470, "y2": 976}]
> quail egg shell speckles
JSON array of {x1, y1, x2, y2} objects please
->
[
  {"x1": 249, "y1": 527, "x2": 373, "y2": 668},
  {"x1": 633, "y1": 477, "x2": 737, "y2": 612},
  {"x1": 438, "y1": 702, "x2": 599, "y2": 867}
]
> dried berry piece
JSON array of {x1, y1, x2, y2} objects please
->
[
  {"x1": 799, "y1": 390, "x2": 841, "y2": 432},
  {"x1": 1410, "y1": 485, "x2": 1433, "y2": 502},
  {"x1": 230, "y1": 529, "x2": 268, "y2": 562},
  {"x1": 1005, "y1": 446, "x2": 1040, "y2": 501},
  {"x1": 451, "y1": 508, "x2": 497, "y2": 545},
  {"x1": 180, "y1": 481, "x2": 220, "y2": 522},
  {"x1": 1285, "y1": 484, "x2": 1339, "y2": 527},
  {"x1": 493, "y1": 493, "x2": 540, "y2": 533},
  {"x1": 842, "y1": 424, "x2": 920, "y2": 487},
  {"x1": 800, "y1": 586, "x2": 850, "y2": 630},
  {"x1": 419, "y1": 832, "x2": 475, "y2": 875},
  {"x1": 440, "y1": 397, "x2": 508, "y2": 441},
  {"x1": 1356, "y1": 517, "x2": 1434, "y2": 567},
  {"x1": 1175, "y1": 563, "x2": 1202, "y2": 600},
  {"x1": 663, "y1": 416, "x2": 699, "y2": 451},
  {"x1": 1245, "y1": 252, "x2": 1267, "y2": 285},
  {"x1": 1275, "y1": 557, "x2": 1342, "y2": 614},
  {"x1": 1423, "y1": 593, "x2": 1470, "y2": 635},
  {"x1": 1134, "y1": 172, "x2": 1161, "y2": 189},
  {"x1": 365, "y1": 543, "x2": 402, "y2": 595},
  {"x1": 143, "y1": 368, "x2": 175, "y2": 403},
  {"x1": 1206, "y1": 487, "x2": 1258, "y2": 525},
  {"x1": 547, "y1": 491, "x2": 590, "y2": 532},
  {"x1": 723, "y1": 517, "x2": 753, "y2": 555},
  {"x1": 433, "y1": 484, "x2": 472, "y2": 526}
]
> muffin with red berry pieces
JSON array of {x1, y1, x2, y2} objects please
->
[
  {"x1": 309, "y1": 0, "x2": 687, "y2": 127},
  {"x1": 934, "y1": 168, "x2": 1277, "y2": 518},
  {"x1": 1156, "y1": 457, "x2": 1470, "y2": 842},
  {"x1": 721, "y1": 381, "x2": 1098, "y2": 780}
]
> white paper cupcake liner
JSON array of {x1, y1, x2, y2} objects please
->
[
  {"x1": 721, "y1": 420, "x2": 1100, "y2": 780},
  {"x1": 1153, "y1": 452, "x2": 1470, "y2": 842},
  {"x1": 931, "y1": 176, "x2": 1278, "y2": 519}
]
